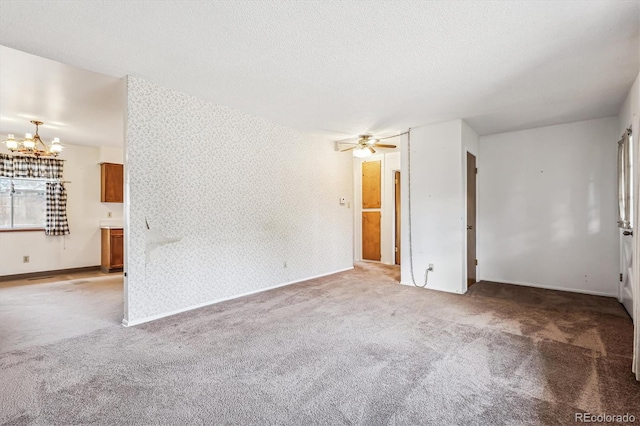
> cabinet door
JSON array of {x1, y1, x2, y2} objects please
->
[
  {"x1": 101, "y1": 163, "x2": 123, "y2": 202},
  {"x1": 111, "y1": 235, "x2": 124, "y2": 268}
]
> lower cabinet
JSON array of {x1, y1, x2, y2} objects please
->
[{"x1": 101, "y1": 228, "x2": 124, "y2": 273}]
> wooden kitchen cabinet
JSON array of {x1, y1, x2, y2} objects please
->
[
  {"x1": 101, "y1": 228, "x2": 124, "y2": 273},
  {"x1": 100, "y1": 163, "x2": 123, "y2": 202}
]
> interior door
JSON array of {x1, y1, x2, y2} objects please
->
[
  {"x1": 362, "y1": 212, "x2": 381, "y2": 261},
  {"x1": 362, "y1": 161, "x2": 381, "y2": 209},
  {"x1": 395, "y1": 171, "x2": 401, "y2": 265},
  {"x1": 362, "y1": 160, "x2": 381, "y2": 261},
  {"x1": 467, "y1": 152, "x2": 477, "y2": 288}
]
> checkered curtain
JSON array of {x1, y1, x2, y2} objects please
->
[
  {"x1": 0, "y1": 154, "x2": 14, "y2": 177},
  {"x1": 0, "y1": 154, "x2": 64, "y2": 179},
  {"x1": 45, "y1": 182, "x2": 70, "y2": 236}
]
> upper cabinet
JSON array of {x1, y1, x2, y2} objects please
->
[{"x1": 100, "y1": 162, "x2": 123, "y2": 203}]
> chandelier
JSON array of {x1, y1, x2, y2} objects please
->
[{"x1": 3, "y1": 120, "x2": 64, "y2": 157}]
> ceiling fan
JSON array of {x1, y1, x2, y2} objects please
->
[{"x1": 339, "y1": 135, "x2": 397, "y2": 158}]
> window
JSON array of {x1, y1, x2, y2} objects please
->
[{"x1": 0, "y1": 178, "x2": 47, "y2": 229}]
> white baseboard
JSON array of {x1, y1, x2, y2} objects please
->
[
  {"x1": 479, "y1": 278, "x2": 618, "y2": 298},
  {"x1": 399, "y1": 281, "x2": 464, "y2": 294},
  {"x1": 122, "y1": 266, "x2": 354, "y2": 327}
]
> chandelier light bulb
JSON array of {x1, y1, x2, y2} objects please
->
[
  {"x1": 5, "y1": 134, "x2": 18, "y2": 150},
  {"x1": 23, "y1": 134, "x2": 36, "y2": 149},
  {"x1": 50, "y1": 137, "x2": 63, "y2": 153}
]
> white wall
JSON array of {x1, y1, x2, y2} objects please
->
[
  {"x1": 352, "y1": 140, "x2": 401, "y2": 265},
  {"x1": 478, "y1": 117, "x2": 619, "y2": 296},
  {"x1": 98, "y1": 146, "x2": 124, "y2": 164},
  {"x1": 0, "y1": 142, "x2": 124, "y2": 276},
  {"x1": 617, "y1": 71, "x2": 640, "y2": 317},
  {"x1": 124, "y1": 76, "x2": 353, "y2": 325},
  {"x1": 400, "y1": 119, "x2": 468, "y2": 293}
]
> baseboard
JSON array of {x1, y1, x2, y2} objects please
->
[
  {"x1": 122, "y1": 266, "x2": 355, "y2": 327},
  {"x1": 399, "y1": 281, "x2": 464, "y2": 294},
  {"x1": 0, "y1": 266, "x2": 101, "y2": 282},
  {"x1": 479, "y1": 278, "x2": 618, "y2": 298}
]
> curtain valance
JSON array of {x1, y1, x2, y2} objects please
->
[{"x1": 0, "y1": 153, "x2": 64, "y2": 179}]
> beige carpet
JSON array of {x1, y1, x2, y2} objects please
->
[
  {"x1": 0, "y1": 271, "x2": 123, "y2": 353},
  {"x1": 1, "y1": 262, "x2": 637, "y2": 425}
]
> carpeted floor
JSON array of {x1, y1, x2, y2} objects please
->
[
  {"x1": 1, "y1": 262, "x2": 638, "y2": 425},
  {"x1": 0, "y1": 272, "x2": 123, "y2": 353}
]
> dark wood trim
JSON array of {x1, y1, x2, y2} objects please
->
[
  {"x1": 0, "y1": 266, "x2": 102, "y2": 282},
  {"x1": 0, "y1": 228, "x2": 44, "y2": 233}
]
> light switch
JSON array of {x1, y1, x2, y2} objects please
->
[{"x1": 339, "y1": 197, "x2": 346, "y2": 205}]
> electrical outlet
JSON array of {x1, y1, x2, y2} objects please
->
[
  {"x1": 428, "y1": 263, "x2": 434, "y2": 271},
  {"x1": 23, "y1": 256, "x2": 29, "y2": 263},
  {"x1": 107, "y1": 212, "x2": 113, "y2": 218}
]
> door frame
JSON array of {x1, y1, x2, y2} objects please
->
[
  {"x1": 463, "y1": 149, "x2": 478, "y2": 293},
  {"x1": 352, "y1": 151, "x2": 402, "y2": 266}
]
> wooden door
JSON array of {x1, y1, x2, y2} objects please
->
[
  {"x1": 394, "y1": 171, "x2": 401, "y2": 265},
  {"x1": 362, "y1": 160, "x2": 381, "y2": 261},
  {"x1": 362, "y1": 212, "x2": 381, "y2": 261},
  {"x1": 466, "y1": 152, "x2": 477, "y2": 288},
  {"x1": 362, "y1": 161, "x2": 381, "y2": 209}
]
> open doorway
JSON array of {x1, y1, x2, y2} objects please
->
[
  {"x1": 466, "y1": 152, "x2": 477, "y2": 288},
  {"x1": 350, "y1": 136, "x2": 402, "y2": 281},
  {"x1": 0, "y1": 47, "x2": 127, "y2": 352}
]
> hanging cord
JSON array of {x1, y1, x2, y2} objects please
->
[
  {"x1": 406, "y1": 128, "x2": 429, "y2": 288},
  {"x1": 377, "y1": 131, "x2": 409, "y2": 140}
]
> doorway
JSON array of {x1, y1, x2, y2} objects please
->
[
  {"x1": 353, "y1": 142, "x2": 401, "y2": 280},
  {"x1": 0, "y1": 47, "x2": 127, "y2": 350},
  {"x1": 467, "y1": 152, "x2": 477, "y2": 288}
]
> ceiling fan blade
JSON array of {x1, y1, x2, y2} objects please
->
[
  {"x1": 340, "y1": 145, "x2": 358, "y2": 152},
  {"x1": 368, "y1": 146, "x2": 376, "y2": 154},
  {"x1": 373, "y1": 144, "x2": 397, "y2": 148}
]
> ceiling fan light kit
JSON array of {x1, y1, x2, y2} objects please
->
[
  {"x1": 339, "y1": 134, "x2": 397, "y2": 158},
  {"x1": 2, "y1": 120, "x2": 65, "y2": 157}
]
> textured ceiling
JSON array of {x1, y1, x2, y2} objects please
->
[{"x1": 0, "y1": 1, "x2": 638, "y2": 139}]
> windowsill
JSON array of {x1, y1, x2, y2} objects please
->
[{"x1": 0, "y1": 228, "x2": 44, "y2": 233}]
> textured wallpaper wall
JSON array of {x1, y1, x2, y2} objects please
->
[{"x1": 125, "y1": 76, "x2": 353, "y2": 324}]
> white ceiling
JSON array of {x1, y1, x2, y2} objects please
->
[
  {"x1": 0, "y1": 47, "x2": 124, "y2": 147},
  {"x1": 0, "y1": 1, "x2": 638, "y2": 140}
]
